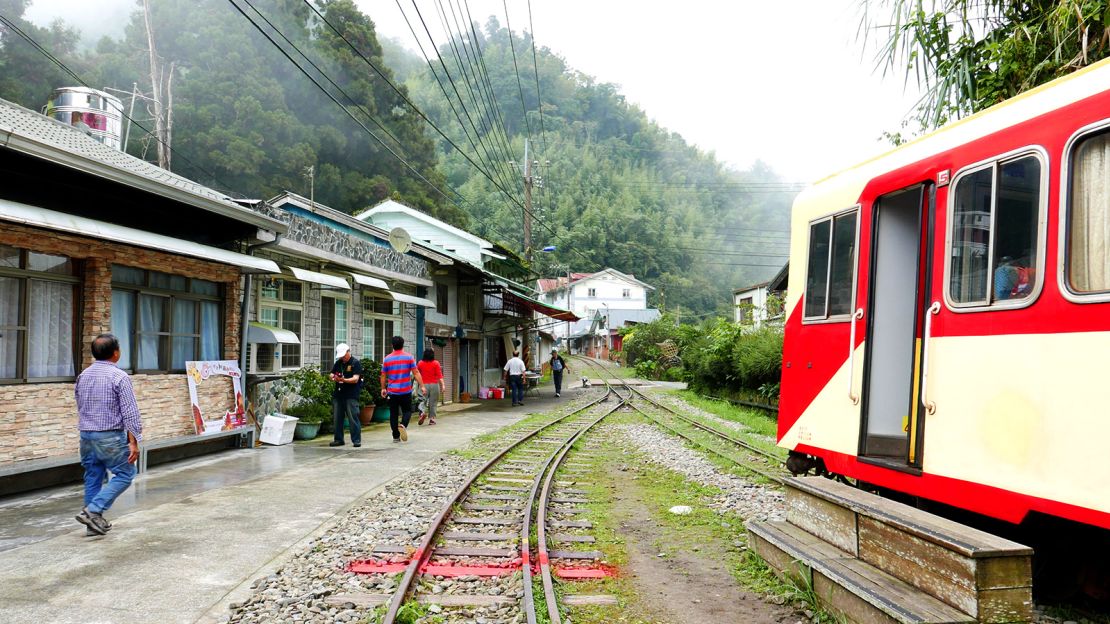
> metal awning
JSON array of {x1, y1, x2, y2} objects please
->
[
  {"x1": 247, "y1": 322, "x2": 300, "y2": 344},
  {"x1": 389, "y1": 291, "x2": 436, "y2": 308},
  {"x1": 349, "y1": 272, "x2": 390, "y2": 290},
  {"x1": 505, "y1": 289, "x2": 579, "y2": 322},
  {"x1": 0, "y1": 198, "x2": 280, "y2": 273},
  {"x1": 285, "y1": 266, "x2": 350, "y2": 289}
]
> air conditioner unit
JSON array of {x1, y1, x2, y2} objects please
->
[{"x1": 249, "y1": 343, "x2": 281, "y2": 375}]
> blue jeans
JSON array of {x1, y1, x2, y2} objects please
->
[
  {"x1": 508, "y1": 375, "x2": 524, "y2": 404},
  {"x1": 553, "y1": 370, "x2": 564, "y2": 395},
  {"x1": 80, "y1": 430, "x2": 135, "y2": 515},
  {"x1": 332, "y1": 397, "x2": 361, "y2": 444}
]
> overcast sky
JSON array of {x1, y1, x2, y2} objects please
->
[{"x1": 26, "y1": 0, "x2": 920, "y2": 182}]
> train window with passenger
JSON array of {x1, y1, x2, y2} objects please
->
[
  {"x1": 947, "y1": 150, "x2": 1044, "y2": 309},
  {"x1": 1066, "y1": 128, "x2": 1110, "y2": 296},
  {"x1": 804, "y1": 208, "x2": 858, "y2": 321}
]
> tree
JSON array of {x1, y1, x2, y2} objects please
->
[
  {"x1": 0, "y1": 0, "x2": 80, "y2": 109},
  {"x1": 860, "y1": 0, "x2": 1110, "y2": 130}
]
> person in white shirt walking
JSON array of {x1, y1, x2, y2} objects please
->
[{"x1": 503, "y1": 351, "x2": 527, "y2": 406}]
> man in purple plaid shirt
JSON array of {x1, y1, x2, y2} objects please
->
[{"x1": 74, "y1": 333, "x2": 143, "y2": 536}]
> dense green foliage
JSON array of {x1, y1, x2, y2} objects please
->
[
  {"x1": 396, "y1": 19, "x2": 793, "y2": 314},
  {"x1": 0, "y1": 2, "x2": 793, "y2": 316},
  {"x1": 623, "y1": 315, "x2": 783, "y2": 399},
  {"x1": 860, "y1": 0, "x2": 1110, "y2": 131},
  {"x1": 283, "y1": 400, "x2": 330, "y2": 424}
]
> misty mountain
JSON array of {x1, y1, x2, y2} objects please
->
[{"x1": 0, "y1": 0, "x2": 794, "y2": 317}]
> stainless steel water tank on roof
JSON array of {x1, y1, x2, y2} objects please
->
[{"x1": 43, "y1": 87, "x2": 123, "y2": 150}]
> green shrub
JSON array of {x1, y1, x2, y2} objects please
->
[
  {"x1": 285, "y1": 401, "x2": 331, "y2": 424},
  {"x1": 732, "y1": 326, "x2": 784, "y2": 390},
  {"x1": 285, "y1": 366, "x2": 332, "y2": 407},
  {"x1": 359, "y1": 358, "x2": 384, "y2": 407}
]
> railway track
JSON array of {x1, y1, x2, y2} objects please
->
[
  {"x1": 359, "y1": 374, "x2": 632, "y2": 623},
  {"x1": 570, "y1": 355, "x2": 789, "y2": 484}
]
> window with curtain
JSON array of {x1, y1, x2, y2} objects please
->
[
  {"x1": 320, "y1": 295, "x2": 350, "y2": 368},
  {"x1": 1068, "y1": 131, "x2": 1110, "y2": 294},
  {"x1": 111, "y1": 266, "x2": 222, "y2": 372},
  {"x1": 485, "y1": 336, "x2": 503, "y2": 369},
  {"x1": 258, "y1": 278, "x2": 303, "y2": 369},
  {"x1": 362, "y1": 293, "x2": 400, "y2": 362},
  {"x1": 0, "y1": 246, "x2": 78, "y2": 383},
  {"x1": 804, "y1": 210, "x2": 857, "y2": 320},
  {"x1": 949, "y1": 153, "x2": 1043, "y2": 307}
]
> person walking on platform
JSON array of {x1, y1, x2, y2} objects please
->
[
  {"x1": 504, "y1": 351, "x2": 527, "y2": 406},
  {"x1": 549, "y1": 349, "x2": 569, "y2": 397},
  {"x1": 380, "y1": 336, "x2": 424, "y2": 442},
  {"x1": 328, "y1": 343, "x2": 362, "y2": 448},
  {"x1": 74, "y1": 333, "x2": 143, "y2": 536},
  {"x1": 417, "y1": 348, "x2": 445, "y2": 426}
]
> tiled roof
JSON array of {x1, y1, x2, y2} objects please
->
[{"x1": 0, "y1": 98, "x2": 283, "y2": 232}]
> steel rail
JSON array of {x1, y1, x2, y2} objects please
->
[
  {"x1": 572, "y1": 355, "x2": 785, "y2": 464},
  {"x1": 536, "y1": 400, "x2": 625, "y2": 624},
  {"x1": 627, "y1": 401, "x2": 786, "y2": 485},
  {"x1": 381, "y1": 388, "x2": 615, "y2": 623}
]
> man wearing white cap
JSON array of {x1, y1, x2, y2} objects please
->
[{"x1": 328, "y1": 343, "x2": 362, "y2": 447}]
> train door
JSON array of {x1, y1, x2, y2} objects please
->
[{"x1": 860, "y1": 183, "x2": 933, "y2": 466}]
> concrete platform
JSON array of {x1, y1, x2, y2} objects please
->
[{"x1": 0, "y1": 386, "x2": 582, "y2": 624}]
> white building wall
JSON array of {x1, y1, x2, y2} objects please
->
[
  {"x1": 734, "y1": 287, "x2": 770, "y2": 326},
  {"x1": 366, "y1": 212, "x2": 484, "y2": 265},
  {"x1": 424, "y1": 277, "x2": 458, "y2": 328}
]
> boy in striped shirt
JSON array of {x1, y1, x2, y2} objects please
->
[{"x1": 379, "y1": 335, "x2": 424, "y2": 442}]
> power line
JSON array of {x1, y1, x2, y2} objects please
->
[
  {"x1": 417, "y1": 0, "x2": 519, "y2": 197},
  {"x1": 0, "y1": 13, "x2": 235, "y2": 192},
  {"x1": 502, "y1": 0, "x2": 534, "y2": 144},
  {"x1": 432, "y1": 0, "x2": 518, "y2": 191},
  {"x1": 526, "y1": 0, "x2": 547, "y2": 153},
  {"x1": 460, "y1": 0, "x2": 522, "y2": 183},
  {"x1": 444, "y1": 0, "x2": 518, "y2": 182},
  {"x1": 301, "y1": 0, "x2": 520, "y2": 208}
]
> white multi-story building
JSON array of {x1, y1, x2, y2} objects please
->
[{"x1": 538, "y1": 268, "x2": 659, "y2": 353}]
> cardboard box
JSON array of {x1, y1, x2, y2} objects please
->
[{"x1": 260, "y1": 414, "x2": 299, "y2": 445}]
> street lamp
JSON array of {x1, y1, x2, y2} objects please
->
[{"x1": 540, "y1": 245, "x2": 572, "y2": 353}]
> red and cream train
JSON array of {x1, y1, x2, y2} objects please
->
[{"x1": 779, "y1": 57, "x2": 1110, "y2": 534}]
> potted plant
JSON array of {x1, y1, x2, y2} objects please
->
[
  {"x1": 286, "y1": 402, "x2": 329, "y2": 439},
  {"x1": 359, "y1": 358, "x2": 391, "y2": 423}
]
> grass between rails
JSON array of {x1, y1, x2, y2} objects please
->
[
  {"x1": 666, "y1": 389, "x2": 778, "y2": 438},
  {"x1": 550, "y1": 411, "x2": 651, "y2": 624}
]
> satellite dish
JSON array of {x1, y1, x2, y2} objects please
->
[{"x1": 389, "y1": 227, "x2": 412, "y2": 254}]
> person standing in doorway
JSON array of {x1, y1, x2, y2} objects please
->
[
  {"x1": 504, "y1": 350, "x2": 527, "y2": 406},
  {"x1": 381, "y1": 336, "x2": 424, "y2": 442},
  {"x1": 328, "y1": 343, "x2": 362, "y2": 448},
  {"x1": 417, "y1": 348, "x2": 445, "y2": 426},
  {"x1": 549, "y1": 349, "x2": 569, "y2": 397},
  {"x1": 74, "y1": 333, "x2": 143, "y2": 536}
]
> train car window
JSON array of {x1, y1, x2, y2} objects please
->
[
  {"x1": 804, "y1": 209, "x2": 858, "y2": 321},
  {"x1": 1067, "y1": 130, "x2": 1110, "y2": 294},
  {"x1": 804, "y1": 220, "x2": 831, "y2": 318},
  {"x1": 948, "y1": 152, "x2": 1043, "y2": 309}
]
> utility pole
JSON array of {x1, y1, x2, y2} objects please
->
[
  {"x1": 304, "y1": 165, "x2": 315, "y2": 208},
  {"x1": 142, "y1": 0, "x2": 173, "y2": 170},
  {"x1": 522, "y1": 138, "x2": 534, "y2": 264}
]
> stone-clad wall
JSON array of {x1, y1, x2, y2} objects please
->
[
  {"x1": 0, "y1": 376, "x2": 233, "y2": 464},
  {"x1": 0, "y1": 223, "x2": 243, "y2": 468},
  {"x1": 252, "y1": 203, "x2": 429, "y2": 279}
]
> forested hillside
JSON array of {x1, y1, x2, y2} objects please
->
[{"x1": 0, "y1": 0, "x2": 797, "y2": 316}]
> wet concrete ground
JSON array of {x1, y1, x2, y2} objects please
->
[{"x1": 0, "y1": 389, "x2": 578, "y2": 624}]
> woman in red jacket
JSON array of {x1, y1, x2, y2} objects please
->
[{"x1": 417, "y1": 348, "x2": 445, "y2": 425}]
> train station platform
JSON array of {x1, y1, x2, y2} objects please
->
[{"x1": 0, "y1": 388, "x2": 578, "y2": 624}]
